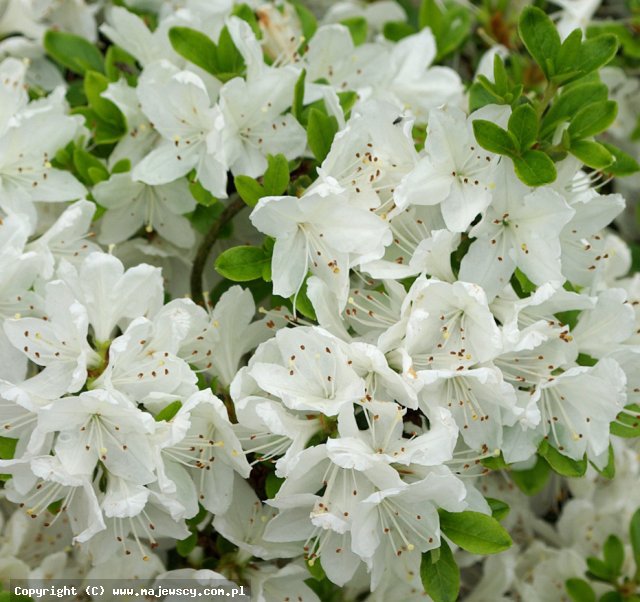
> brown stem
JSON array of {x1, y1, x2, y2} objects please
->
[{"x1": 190, "y1": 194, "x2": 246, "y2": 306}]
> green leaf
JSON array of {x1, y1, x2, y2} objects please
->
[
  {"x1": 556, "y1": 29, "x2": 583, "y2": 74},
  {"x1": 189, "y1": 179, "x2": 218, "y2": 207},
  {"x1": 234, "y1": 175, "x2": 265, "y2": 208},
  {"x1": 599, "y1": 592, "x2": 624, "y2": 602},
  {"x1": 265, "y1": 472, "x2": 285, "y2": 498},
  {"x1": 436, "y1": 5, "x2": 471, "y2": 61},
  {"x1": 472, "y1": 120, "x2": 518, "y2": 156},
  {"x1": 518, "y1": 7, "x2": 561, "y2": 79},
  {"x1": 382, "y1": 20, "x2": 416, "y2": 41},
  {"x1": 570, "y1": 140, "x2": 613, "y2": 170},
  {"x1": 565, "y1": 578, "x2": 596, "y2": 602},
  {"x1": 232, "y1": 3, "x2": 261, "y2": 38},
  {"x1": 216, "y1": 26, "x2": 245, "y2": 77},
  {"x1": 169, "y1": 26, "x2": 219, "y2": 75},
  {"x1": 568, "y1": 101, "x2": 618, "y2": 139},
  {"x1": 438, "y1": 509, "x2": 512, "y2": 554},
  {"x1": 105, "y1": 45, "x2": 138, "y2": 85},
  {"x1": 469, "y1": 81, "x2": 504, "y2": 112},
  {"x1": 420, "y1": 540, "x2": 460, "y2": 602},
  {"x1": 513, "y1": 149, "x2": 557, "y2": 186},
  {"x1": 307, "y1": 108, "x2": 338, "y2": 163},
  {"x1": 292, "y1": 2, "x2": 317, "y2": 43},
  {"x1": 292, "y1": 69, "x2": 306, "y2": 124},
  {"x1": 176, "y1": 531, "x2": 198, "y2": 557},
  {"x1": 510, "y1": 455, "x2": 551, "y2": 495},
  {"x1": 600, "y1": 143, "x2": 640, "y2": 177},
  {"x1": 419, "y1": 0, "x2": 443, "y2": 35},
  {"x1": 571, "y1": 34, "x2": 619, "y2": 79},
  {"x1": 111, "y1": 158, "x2": 131, "y2": 174},
  {"x1": 493, "y1": 54, "x2": 509, "y2": 95},
  {"x1": 611, "y1": 404, "x2": 640, "y2": 438},
  {"x1": 592, "y1": 444, "x2": 615, "y2": 479},
  {"x1": 586, "y1": 556, "x2": 616, "y2": 583},
  {"x1": 541, "y1": 82, "x2": 608, "y2": 138},
  {"x1": 602, "y1": 535, "x2": 624, "y2": 577},
  {"x1": 508, "y1": 104, "x2": 538, "y2": 150},
  {"x1": 263, "y1": 154, "x2": 290, "y2": 196},
  {"x1": 294, "y1": 277, "x2": 317, "y2": 321},
  {"x1": 0, "y1": 436, "x2": 17, "y2": 459},
  {"x1": 486, "y1": 498, "x2": 510, "y2": 521},
  {"x1": 44, "y1": 30, "x2": 105, "y2": 75},
  {"x1": 73, "y1": 148, "x2": 108, "y2": 186},
  {"x1": 215, "y1": 246, "x2": 269, "y2": 282},
  {"x1": 306, "y1": 556, "x2": 326, "y2": 581},
  {"x1": 155, "y1": 400, "x2": 182, "y2": 422},
  {"x1": 340, "y1": 17, "x2": 368, "y2": 46},
  {"x1": 630, "y1": 508, "x2": 640, "y2": 572},
  {"x1": 538, "y1": 440, "x2": 587, "y2": 477},
  {"x1": 84, "y1": 71, "x2": 127, "y2": 135}
]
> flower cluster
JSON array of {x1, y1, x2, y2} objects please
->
[{"x1": 1, "y1": 0, "x2": 640, "y2": 600}]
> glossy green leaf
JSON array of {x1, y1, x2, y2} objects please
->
[
  {"x1": 307, "y1": 108, "x2": 338, "y2": 163},
  {"x1": 263, "y1": 154, "x2": 290, "y2": 196},
  {"x1": 518, "y1": 7, "x2": 561, "y2": 79},
  {"x1": 511, "y1": 456, "x2": 551, "y2": 495},
  {"x1": 235, "y1": 175, "x2": 265, "y2": 208},
  {"x1": 508, "y1": 104, "x2": 538, "y2": 150},
  {"x1": 420, "y1": 540, "x2": 459, "y2": 602},
  {"x1": 438, "y1": 510, "x2": 512, "y2": 554},
  {"x1": 568, "y1": 101, "x2": 618, "y2": 139},
  {"x1": 169, "y1": 26, "x2": 219, "y2": 75},
  {"x1": 155, "y1": 401, "x2": 183, "y2": 422},
  {"x1": 602, "y1": 535, "x2": 624, "y2": 577},
  {"x1": 565, "y1": 578, "x2": 596, "y2": 602},
  {"x1": 215, "y1": 246, "x2": 269, "y2": 282},
  {"x1": 486, "y1": 498, "x2": 510, "y2": 521},
  {"x1": 44, "y1": 30, "x2": 104, "y2": 75},
  {"x1": 472, "y1": 120, "x2": 518, "y2": 156},
  {"x1": 539, "y1": 440, "x2": 587, "y2": 476},
  {"x1": 570, "y1": 140, "x2": 614, "y2": 169},
  {"x1": 513, "y1": 149, "x2": 557, "y2": 186}
]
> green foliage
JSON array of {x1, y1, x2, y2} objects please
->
[
  {"x1": 81, "y1": 71, "x2": 128, "y2": 145},
  {"x1": 307, "y1": 108, "x2": 339, "y2": 163},
  {"x1": 169, "y1": 26, "x2": 245, "y2": 81},
  {"x1": 438, "y1": 509, "x2": 512, "y2": 554},
  {"x1": 486, "y1": 498, "x2": 510, "y2": 521},
  {"x1": 611, "y1": 405, "x2": 640, "y2": 438},
  {"x1": 235, "y1": 154, "x2": 290, "y2": 208},
  {"x1": 419, "y1": 0, "x2": 472, "y2": 61},
  {"x1": 566, "y1": 578, "x2": 597, "y2": 602},
  {"x1": 341, "y1": 17, "x2": 368, "y2": 46},
  {"x1": 538, "y1": 440, "x2": 588, "y2": 477},
  {"x1": 420, "y1": 540, "x2": 460, "y2": 602},
  {"x1": 155, "y1": 400, "x2": 183, "y2": 422},
  {"x1": 510, "y1": 455, "x2": 551, "y2": 494},
  {"x1": 214, "y1": 246, "x2": 270, "y2": 282},
  {"x1": 44, "y1": 30, "x2": 105, "y2": 75}
]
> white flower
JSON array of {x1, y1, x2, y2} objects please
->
[
  {"x1": 247, "y1": 326, "x2": 366, "y2": 416},
  {"x1": 250, "y1": 184, "x2": 391, "y2": 307},
  {"x1": 395, "y1": 106, "x2": 498, "y2": 232},
  {"x1": 56, "y1": 252, "x2": 164, "y2": 343},
  {"x1": 4, "y1": 281, "x2": 100, "y2": 396},
  {"x1": 94, "y1": 173, "x2": 196, "y2": 248},
  {"x1": 132, "y1": 61, "x2": 228, "y2": 197},
  {"x1": 156, "y1": 389, "x2": 250, "y2": 516},
  {"x1": 218, "y1": 66, "x2": 306, "y2": 177},
  {"x1": 460, "y1": 163, "x2": 575, "y2": 300}
]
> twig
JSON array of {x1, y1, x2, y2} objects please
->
[{"x1": 190, "y1": 194, "x2": 246, "y2": 306}]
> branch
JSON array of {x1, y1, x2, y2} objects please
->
[{"x1": 190, "y1": 194, "x2": 246, "y2": 306}]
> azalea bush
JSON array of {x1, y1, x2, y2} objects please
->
[{"x1": 1, "y1": 0, "x2": 640, "y2": 600}]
